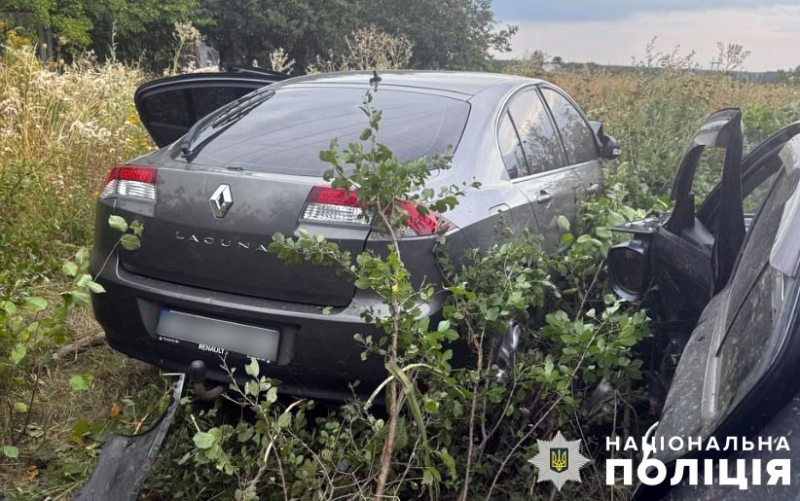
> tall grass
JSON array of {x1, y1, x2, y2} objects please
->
[
  {"x1": 540, "y1": 67, "x2": 800, "y2": 205},
  {"x1": 0, "y1": 45, "x2": 150, "y2": 288}
]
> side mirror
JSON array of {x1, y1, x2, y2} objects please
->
[
  {"x1": 607, "y1": 239, "x2": 650, "y2": 301},
  {"x1": 590, "y1": 120, "x2": 622, "y2": 160},
  {"x1": 601, "y1": 135, "x2": 622, "y2": 160}
]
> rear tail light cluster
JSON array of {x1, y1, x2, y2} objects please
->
[
  {"x1": 100, "y1": 165, "x2": 157, "y2": 201},
  {"x1": 398, "y1": 200, "x2": 440, "y2": 235},
  {"x1": 300, "y1": 186, "x2": 445, "y2": 236},
  {"x1": 301, "y1": 186, "x2": 368, "y2": 226}
]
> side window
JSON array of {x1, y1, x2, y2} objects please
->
[
  {"x1": 507, "y1": 89, "x2": 567, "y2": 174},
  {"x1": 541, "y1": 88, "x2": 598, "y2": 165},
  {"x1": 498, "y1": 111, "x2": 529, "y2": 179}
]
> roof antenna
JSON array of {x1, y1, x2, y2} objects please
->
[{"x1": 370, "y1": 70, "x2": 381, "y2": 91}]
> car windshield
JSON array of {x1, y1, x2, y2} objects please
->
[{"x1": 184, "y1": 86, "x2": 470, "y2": 176}]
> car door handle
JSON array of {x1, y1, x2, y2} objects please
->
[{"x1": 536, "y1": 191, "x2": 553, "y2": 204}]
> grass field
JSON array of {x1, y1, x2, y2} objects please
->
[{"x1": 2, "y1": 40, "x2": 800, "y2": 499}]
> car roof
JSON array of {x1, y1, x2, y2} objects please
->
[{"x1": 270, "y1": 70, "x2": 540, "y2": 99}]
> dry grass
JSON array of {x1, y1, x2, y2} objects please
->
[{"x1": 0, "y1": 44, "x2": 152, "y2": 246}]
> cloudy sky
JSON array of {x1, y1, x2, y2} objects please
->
[{"x1": 491, "y1": 0, "x2": 800, "y2": 71}]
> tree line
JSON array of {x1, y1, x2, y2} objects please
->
[{"x1": 0, "y1": 0, "x2": 517, "y2": 72}]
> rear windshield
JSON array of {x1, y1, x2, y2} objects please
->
[{"x1": 187, "y1": 87, "x2": 470, "y2": 176}]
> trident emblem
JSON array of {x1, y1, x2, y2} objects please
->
[{"x1": 550, "y1": 448, "x2": 568, "y2": 473}]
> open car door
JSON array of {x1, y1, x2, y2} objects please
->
[
  {"x1": 609, "y1": 110, "x2": 800, "y2": 325},
  {"x1": 660, "y1": 108, "x2": 745, "y2": 313},
  {"x1": 134, "y1": 68, "x2": 286, "y2": 147},
  {"x1": 630, "y1": 126, "x2": 800, "y2": 501},
  {"x1": 608, "y1": 109, "x2": 746, "y2": 325}
]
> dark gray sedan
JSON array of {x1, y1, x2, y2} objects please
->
[{"x1": 91, "y1": 70, "x2": 618, "y2": 399}]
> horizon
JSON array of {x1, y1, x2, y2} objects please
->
[{"x1": 492, "y1": 1, "x2": 800, "y2": 72}]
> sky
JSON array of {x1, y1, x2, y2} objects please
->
[{"x1": 491, "y1": 0, "x2": 800, "y2": 71}]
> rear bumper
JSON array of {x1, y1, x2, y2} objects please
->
[{"x1": 91, "y1": 252, "x2": 445, "y2": 401}]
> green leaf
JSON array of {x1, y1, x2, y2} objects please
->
[
  {"x1": 2, "y1": 446, "x2": 19, "y2": 459},
  {"x1": 544, "y1": 356, "x2": 554, "y2": 377},
  {"x1": 120, "y1": 234, "x2": 141, "y2": 251},
  {"x1": 10, "y1": 344, "x2": 26, "y2": 365},
  {"x1": 244, "y1": 358, "x2": 260, "y2": 378},
  {"x1": 596, "y1": 227, "x2": 613, "y2": 239},
  {"x1": 438, "y1": 449, "x2": 457, "y2": 480},
  {"x1": 75, "y1": 247, "x2": 90, "y2": 265},
  {"x1": 276, "y1": 411, "x2": 291, "y2": 429},
  {"x1": 244, "y1": 381, "x2": 260, "y2": 397},
  {"x1": 70, "y1": 291, "x2": 91, "y2": 306},
  {"x1": 437, "y1": 320, "x2": 450, "y2": 332},
  {"x1": 62, "y1": 261, "x2": 78, "y2": 277},
  {"x1": 25, "y1": 296, "x2": 48, "y2": 312},
  {"x1": 266, "y1": 387, "x2": 278, "y2": 404},
  {"x1": 86, "y1": 281, "x2": 106, "y2": 294},
  {"x1": 129, "y1": 220, "x2": 144, "y2": 237},
  {"x1": 68, "y1": 374, "x2": 94, "y2": 391},
  {"x1": 557, "y1": 215, "x2": 571, "y2": 232},
  {"x1": 193, "y1": 431, "x2": 216, "y2": 449},
  {"x1": 13, "y1": 402, "x2": 28, "y2": 413},
  {"x1": 1, "y1": 300, "x2": 17, "y2": 315},
  {"x1": 108, "y1": 215, "x2": 128, "y2": 233}
]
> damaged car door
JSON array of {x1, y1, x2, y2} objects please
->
[
  {"x1": 607, "y1": 108, "x2": 800, "y2": 499},
  {"x1": 633, "y1": 127, "x2": 800, "y2": 501},
  {"x1": 608, "y1": 109, "x2": 745, "y2": 323}
]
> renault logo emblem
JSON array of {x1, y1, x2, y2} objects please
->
[{"x1": 210, "y1": 184, "x2": 233, "y2": 218}]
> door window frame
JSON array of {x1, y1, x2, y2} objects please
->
[
  {"x1": 497, "y1": 110, "x2": 532, "y2": 179},
  {"x1": 495, "y1": 84, "x2": 574, "y2": 184},
  {"x1": 538, "y1": 84, "x2": 601, "y2": 163}
]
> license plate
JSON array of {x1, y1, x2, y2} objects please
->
[{"x1": 156, "y1": 309, "x2": 279, "y2": 362}]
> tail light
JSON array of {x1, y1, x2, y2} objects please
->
[
  {"x1": 398, "y1": 201, "x2": 442, "y2": 235},
  {"x1": 99, "y1": 165, "x2": 157, "y2": 201},
  {"x1": 301, "y1": 186, "x2": 368, "y2": 226},
  {"x1": 300, "y1": 186, "x2": 446, "y2": 236}
]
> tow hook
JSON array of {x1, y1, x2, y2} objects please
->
[{"x1": 189, "y1": 360, "x2": 228, "y2": 401}]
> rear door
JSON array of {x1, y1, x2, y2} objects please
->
[
  {"x1": 540, "y1": 86, "x2": 603, "y2": 199},
  {"x1": 134, "y1": 72, "x2": 285, "y2": 147},
  {"x1": 505, "y1": 87, "x2": 583, "y2": 250}
]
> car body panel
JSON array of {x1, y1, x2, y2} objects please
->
[
  {"x1": 114, "y1": 169, "x2": 368, "y2": 307},
  {"x1": 513, "y1": 166, "x2": 583, "y2": 250},
  {"x1": 663, "y1": 389, "x2": 800, "y2": 500}
]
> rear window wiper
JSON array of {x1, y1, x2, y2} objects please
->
[{"x1": 180, "y1": 89, "x2": 275, "y2": 161}]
